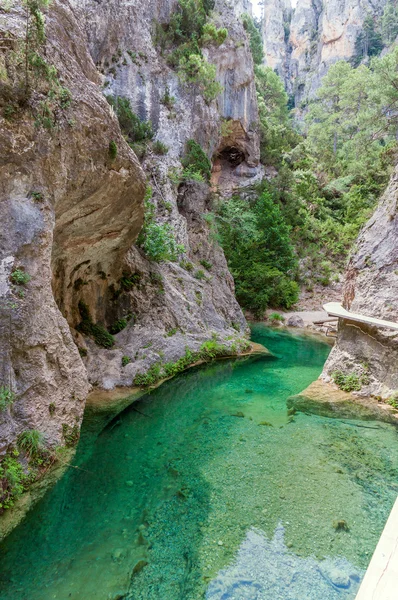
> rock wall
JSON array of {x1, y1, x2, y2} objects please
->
[
  {"x1": 0, "y1": 1, "x2": 146, "y2": 452},
  {"x1": 262, "y1": 0, "x2": 389, "y2": 103},
  {"x1": 66, "y1": 0, "x2": 261, "y2": 389},
  {"x1": 262, "y1": 0, "x2": 292, "y2": 81},
  {"x1": 1, "y1": 0, "x2": 261, "y2": 452},
  {"x1": 322, "y1": 166, "x2": 398, "y2": 399}
]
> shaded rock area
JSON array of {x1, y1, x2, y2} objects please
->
[{"x1": 288, "y1": 380, "x2": 398, "y2": 425}]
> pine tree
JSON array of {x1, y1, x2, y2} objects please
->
[{"x1": 381, "y1": 1, "x2": 398, "y2": 44}]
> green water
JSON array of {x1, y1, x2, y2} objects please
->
[{"x1": 1, "y1": 325, "x2": 398, "y2": 600}]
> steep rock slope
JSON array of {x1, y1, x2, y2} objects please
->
[
  {"x1": 322, "y1": 166, "x2": 398, "y2": 399},
  {"x1": 262, "y1": 0, "x2": 292, "y2": 81},
  {"x1": 69, "y1": 0, "x2": 261, "y2": 389},
  {"x1": 262, "y1": 0, "x2": 389, "y2": 102},
  {"x1": 0, "y1": 1, "x2": 146, "y2": 453}
]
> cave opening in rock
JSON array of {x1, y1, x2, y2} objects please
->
[{"x1": 218, "y1": 146, "x2": 246, "y2": 168}]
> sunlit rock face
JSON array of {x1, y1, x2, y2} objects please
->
[
  {"x1": 262, "y1": 0, "x2": 389, "y2": 102},
  {"x1": 322, "y1": 166, "x2": 398, "y2": 399},
  {"x1": 262, "y1": 0, "x2": 292, "y2": 81}
]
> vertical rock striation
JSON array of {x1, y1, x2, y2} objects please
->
[{"x1": 262, "y1": 0, "x2": 389, "y2": 102}]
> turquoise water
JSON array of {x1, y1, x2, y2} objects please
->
[{"x1": 1, "y1": 325, "x2": 398, "y2": 599}]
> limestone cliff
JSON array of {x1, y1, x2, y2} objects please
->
[
  {"x1": 262, "y1": 0, "x2": 292, "y2": 81},
  {"x1": 68, "y1": 0, "x2": 261, "y2": 389},
  {"x1": 0, "y1": 1, "x2": 146, "y2": 454},
  {"x1": 262, "y1": 0, "x2": 389, "y2": 103},
  {"x1": 322, "y1": 166, "x2": 398, "y2": 399},
  {"x1": 0, "y1": 0, "x2": 260, "y2": 455}
]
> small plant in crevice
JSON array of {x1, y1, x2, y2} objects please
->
[
  {"x1": 332, "y1": 370, "x2": 362, "y2": 393},
  {"x1": 62, "y1": 423, "x2": 80, "y2": 448},
  {"x1": 109, "y1": 140, "x2": 118, "y2": 160},
  {"x1": 76, "y1": 301, "x2": 115, "y2": 349},
  {"x1": 122, "y1": 356, "x2": 131, "y2": 367},
  {"x1": 160, "y1": 85, "x2": 176, "y2": 109},
  {"x1": 109, "y1": 318, "x2": 128, "y2": 335},
  {"x1": 49, "y1": 402, "x2": 56, "y2": 416},
  {"x1": 152, "y1": 140, "x2": 169, "y2": 155},
  {"x1": 120, "y1": 271, "x2": 141, "y2": 290},
  {"x1": 17, "y1": 430, "x2": 44, "y2": 460},
  {"x1": 30, "y1": 191, "x2": 44, "y2": 202},
  {"x1": 166, "y1": 327, "x2": 178, "y2": 337},
  {"x1": 0, "y1": 386, "x2": 15, "y2": 411},
  {"x1": 200, "y1": 259, "x2": 212, "y2": 270},
  {"x1": 10, "y1": 269, "x2": 31, "y2": 285},
  {"x1": 180, "y1": 260, "x2": 194, "y2": 272},
  {"x1": 194, "y1": 269, "x2": 205, "y2": 280}
]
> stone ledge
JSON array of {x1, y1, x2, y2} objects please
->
[{"x1": 288, "y1": 380, "x2": 398, "y2": 424}]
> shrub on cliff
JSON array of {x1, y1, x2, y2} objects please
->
[
  {"x1": 0, "y1": 451, "x2": 25, "y2": 512},
  {"x1": 138, "y1": 187, "x2": 185, "y2": 262},
  {"x1": 106, "y1": 96, "x2": 153, "y2": 143},
  {"x1": 181, "y1": 139, "x2": 212, "y2": 181},
  {"x1": 241, "y1": 13, "x2": 264, "y2": 66},
  {"x1": 0, "y1": 386, "x2": 15, "y2": 411},
  {"x1": 76, "y1": 302, "x2": 115, "y2": 349}
]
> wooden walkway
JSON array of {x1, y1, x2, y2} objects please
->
[
  {"x1": 355, "y1": 496, "x2": 398, "y2": 600},
  {"x1": 323, "y1": 302, "x2": 398, "y2": 332}
]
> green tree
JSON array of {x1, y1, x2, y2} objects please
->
[
  {"x1": 381, "y1": 1, "x2": 398, "y2": 44},
  {"x1": 242, "y1": 13, "x2": 264, "y2": 66},
  {"x1": 255, "y1": 66, "x2": 299, "y2": 165},
  {"x1": 355, "y1": 14, "x2": 383, "y2": 62},
  {"x1": 215, "y1": 193, "x2": 298, "y2": 316}
]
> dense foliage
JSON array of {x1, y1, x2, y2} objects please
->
[
  {"x1": 138, "y1": 187, "x2": 185, "y2": 262},
  {"x1": 217, "y1": 19, "x2": 398, "y2": 311},
  {"x1": 215, "y1": 193, "x2": 299, "y2": 316},
  {"x1": 153, "y1": 0, "x2": 224, "y2": 103},
  {"x1": 241, "y1": 14, "x2": 264, "y2": 66},
  {"x1": 181, "y1": 139, "x2": 212, "y2": 181}
]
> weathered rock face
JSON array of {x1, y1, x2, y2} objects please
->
[
  {"x1": 262, "y1": 0, "x2": 389, "y2": 102},
  {"x1": 66, "y1": 0, "x2": 260, "y2": 388},
  {"x1": 262, "y1": 0, "x2": 292, "y2": 81},
  {"x1": 322, "y1": 166, "x2": 398, "y2": 399},
  {"x1": 0, "y1": 1, "x2": 146, "y2": 452},
  {"x1": 0, "y1": 0, "x2": 260, "y2": 533}
]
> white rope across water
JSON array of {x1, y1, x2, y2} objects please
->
[{"x1": 323, "y1": 302, "x2": 398, "y2": 332}]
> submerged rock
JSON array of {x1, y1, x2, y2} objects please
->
[{"x1": 288, "y1": 380, "x2": 398, "y2": 424}]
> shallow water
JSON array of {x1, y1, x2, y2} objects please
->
[{"x1": 1, "y1": 325, "x2": 397, "y2": 600}]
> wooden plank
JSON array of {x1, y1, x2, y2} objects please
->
[
  {"x1": 355, "y1": 496, "x2": 398, "y2": 600},
  {"x1": 323, "y1": 302, "x2": 398, "y2": 332}
]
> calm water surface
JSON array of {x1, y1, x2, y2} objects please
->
[{"x1": 0, "y1": 325, "x2": 397, "y2": 600}]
